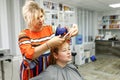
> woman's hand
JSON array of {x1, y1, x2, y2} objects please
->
[
  {"x1": 47, "y1": 35, "x2": 65, "y2": 48},
  {"x1": 66, "y1": 24, "x2": 78, "y2": 39}
]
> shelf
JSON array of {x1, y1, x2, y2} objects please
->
[
  {"x1": 43, "y1": 0, "x2": 76, "y2": 27},
  {"x1": 98, "y1": 15, "x2": 120, "y2": 29},
  {"x1": 98, "y1": 28, "x2": 120, "y2": 30}
]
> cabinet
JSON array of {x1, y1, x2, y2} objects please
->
[
  {"x1": 95, "y1": 40, "x2": 112, "y2": 54},
  {"x1": 95, "y1": 40, "x2": 120, "y2": 57}
]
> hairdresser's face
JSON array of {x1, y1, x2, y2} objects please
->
[
  {"x1": 56, "y1": 42, "x2": 72, "y2": 63},
  {"x1": 33, "y1": 12, "x2": 44, "y2": 30}
]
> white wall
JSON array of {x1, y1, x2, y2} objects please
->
[
  {"x1": 0, "y1": 0, "x2": 24, "y2": 80},
  {"x1": 93, "y1": 12, "x2": 99, "y2": 39},
  {"x1": 77, "y1": 8, "x2": 98, "y2": 43},
  {"x1": 102, "y1": 10, "x2": 120, "y2": 16},
  {"x1": 0, "y1": 0, "x2": 10, "y2": 49},
  {"x1": 0, "y1": 0, "x2": 26, "y2": 56}
]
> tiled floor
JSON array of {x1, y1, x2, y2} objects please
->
[{"x1": 78, "y1": 54, "x2": 120, "y2": 80}]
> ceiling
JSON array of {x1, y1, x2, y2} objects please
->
[{"x1": 51, "y1": 0, "x2": 120, "y2": 12}]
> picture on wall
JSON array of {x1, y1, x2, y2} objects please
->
[
  {"x1": 43, "y1": 1, "x2": 52, "y2": 9},
  {"x1": 43, "y1": 0, "x2": 75, "y2": 30},
  {"x1": 59, "y1": 3, "x2": 63, "y2": 11},
  {"x1": 43, "y1": 1, "x2": 58, "y2": 10},
  {"x1": 51, "y1": 14, "x2": 58, "y2": 19}
]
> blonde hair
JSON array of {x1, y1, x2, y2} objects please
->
[{"x1": 22, "y1": 0, "x2": 44, "y2": 27}]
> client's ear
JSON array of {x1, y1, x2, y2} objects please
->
[{"x1": 53, "y1": 52, "x2": 58, "y2": 59}]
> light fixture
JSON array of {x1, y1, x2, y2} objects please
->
[{"x1": 109, "y1": 3, "x2": 120, "y2": 8}]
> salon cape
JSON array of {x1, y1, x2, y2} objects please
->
[{"x1": 30, "y1": 64, "x2": 83, "y2": 80}]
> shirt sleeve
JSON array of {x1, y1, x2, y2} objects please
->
[
  {"x1": 47, "y1": 25, "x2": 55, "y2": 34},
  {"x1": 18, "y1": 31, "x2": 34, "y2": 59}
]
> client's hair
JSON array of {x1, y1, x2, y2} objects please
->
[{"x1": 49, "y1": 46, "x2": 59, "y2": 65}]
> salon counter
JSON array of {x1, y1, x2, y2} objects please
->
[{"x1": 95, "y1": 40, "x2": 120, "y2": 57}]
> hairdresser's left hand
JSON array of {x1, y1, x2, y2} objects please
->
[{"x1": 66, "y1": 24, "x2": 78, "y2": 39}]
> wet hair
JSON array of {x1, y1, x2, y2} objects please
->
[{"x1": 22, "y1": 0, "x2": 45, "y2": 27}]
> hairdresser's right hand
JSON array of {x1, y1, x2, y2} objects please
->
[{"x1": 47, "y1": 35, "x2": 65, "y2": 48}]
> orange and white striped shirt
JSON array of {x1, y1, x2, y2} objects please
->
[{"x1": 18, "y1": 25, "x2": 54, "y2": 80}]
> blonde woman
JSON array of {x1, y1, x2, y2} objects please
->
[
  {"x1": 30, "y1": 41, "x2": 83, "y2": 80},
  {"x1": 18, "y1": 1, "x2": 78, "y2": 80}
]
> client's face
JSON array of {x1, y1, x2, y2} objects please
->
[{"x1": 56, "y1": 42, "x2": 72, "y2": 63}]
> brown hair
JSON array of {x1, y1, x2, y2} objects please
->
[
  {"x1": 49, "y1": 46, "x2": 59, "y2": 65},
  {"x1": 49, "y1": 41, "x2": 70, "y2": 65}
]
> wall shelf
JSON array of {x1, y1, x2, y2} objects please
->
[
  {"x1": 98, "y1": 28, "x2": 120, "y2": 30},
  {"x1": 98, "y1": 15, "x2": 120, "y2": 29},
  {"x1": 43, "y1": 0, "x2": 76, "y2": 27}
]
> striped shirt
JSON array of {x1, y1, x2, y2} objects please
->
[{"x1": 18, "y1": 25, "x2": 54, "y2": 80}]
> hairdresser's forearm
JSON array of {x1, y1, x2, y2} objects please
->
[{"x1": 32, "y1": 42, "x2": 50, "y2": 59}]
